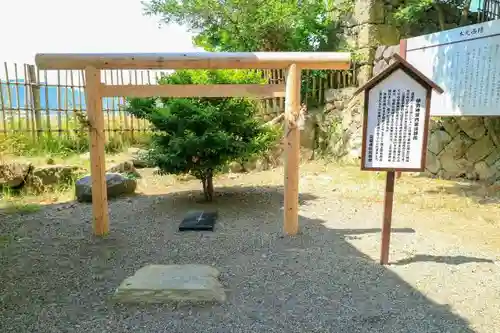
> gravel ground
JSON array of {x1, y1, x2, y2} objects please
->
[{"x1": 1, "y1": 166, "x2": 499, "y2": 333}]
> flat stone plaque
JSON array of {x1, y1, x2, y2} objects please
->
[
  {"x1": 114, "y1": 264, "x2": 226, "y2": 303},
  {"x1": 179, "y1": 210, "x2": 218, "y2": 231}
]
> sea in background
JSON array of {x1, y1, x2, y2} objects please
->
[{"x1": 0, "y1": 79, "x2": 124, "y2": 114}]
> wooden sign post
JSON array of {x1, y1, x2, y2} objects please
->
[{"x1": 354, "y1": 54, "x2": 443, "y2": 265}]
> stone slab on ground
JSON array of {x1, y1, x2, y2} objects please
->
[
  {"x1": 114, "y1": 264, "x2": 226, "y2": 304},
  {"x1": 179, "y1": 210, "x2": 218, "y2": 231}
]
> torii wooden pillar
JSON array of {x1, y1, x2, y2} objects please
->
[{"x1": 35, "y1": 52, "x2": 351, "y2": 236}]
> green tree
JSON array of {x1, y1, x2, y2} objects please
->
[
  {"x1": 142, "y1": 0, "x2": 338, "y2": 52},
  {"x1": 127, "y1": 69, "x2": 280, "y2": 201},
  {"x1": 392, "y1": 0, "x2": 478, "y2": 36}
]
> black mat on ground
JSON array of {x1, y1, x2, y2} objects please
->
[{"x1": 179, "y1": 210, "x2": 218, "y2": 231}]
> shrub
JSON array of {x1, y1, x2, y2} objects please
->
[{"x1": 127, "y1": 69, "x2": 280, "y2": 201}]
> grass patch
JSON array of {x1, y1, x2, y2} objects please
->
[
  {"x1": 0, "y1": 125, "x2": 151, "y2": 214},
  {"x1": 0, "y1": 114, "x2": 152, "y2": 160},
  {"x1": 0, "y1": 132, "x2": 151, "y2": 159},
  {"x1": 0, "y1": 201, "x2": 41, "y2": 214},
  {"x1": 0, "y1": 175, "x2": 77, "y2": 215}
]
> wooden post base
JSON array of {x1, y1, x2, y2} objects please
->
[{"x1": 380, "y1": 171, "x2": 395, "y2": 265}]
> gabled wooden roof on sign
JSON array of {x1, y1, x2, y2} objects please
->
[{"x1": 354, "y1": 54, "x2": 444, "y2": 96}]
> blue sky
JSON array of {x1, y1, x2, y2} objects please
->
[
  {"x1": 1, "y1": 0, "x2": 206, "y2": 108},
  {"x1": 3, "y1": 0, "x2": 201, "y2": 63},
  {"x1": 1, "y1": 0, "x2": 203, "y2": 82}
]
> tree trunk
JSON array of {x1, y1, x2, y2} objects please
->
[
  {"x1": 201, "y1": 176, "x2": 209, "y2": 201},
  {"x1": 433, "y1": 3, "x2": 446, "y2": 31},
  {"x1": 206, "y1": 170, "x2": 214, "y2": 202},
  {"x1": 201, "y1": 170, "x2": 214, "y2": 202},
  {"x1": 459, "y1": 0, "x2": 472, "y2": 26}
]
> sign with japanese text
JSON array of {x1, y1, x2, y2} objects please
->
[
  {"x1": 405, "y1": 19, "x2": 500, "y2": 116},
  {"x1": 363, "y1": 69, "x2": 429, "y2": 171}
]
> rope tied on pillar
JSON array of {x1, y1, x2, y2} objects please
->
[{"x1": 285, "y1": 102, "x2": 307, "y2": 138}]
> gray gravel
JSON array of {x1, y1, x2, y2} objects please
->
[{"x1": 1, "y1": 169, "x2": 499, "y2": 333}]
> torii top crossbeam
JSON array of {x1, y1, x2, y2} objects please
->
[{"x1": 35, "y1": 52, "x2": 351, "y2": 70}]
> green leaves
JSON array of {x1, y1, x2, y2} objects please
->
[
  {"x1": 392, "y1": 0, "x2": 477, "y2": 37},
  {"x1": 126, "y1": 69, "x2": 280, "y2": 180},
  {"x1": 143, "y1": 0, "x2": 339, "y2": 52},
  {"x1": 392, "y1": 0, "x2": 434, "y2": 26},
  {"x1": 127, "y1": 97, "x2": 157, "y2": 119}
]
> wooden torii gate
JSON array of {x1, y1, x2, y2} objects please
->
[{"x1": 35, "y1": 52, "x2": 351, "y2": 236}]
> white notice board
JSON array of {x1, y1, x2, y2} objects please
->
[
  {"x1": 363, "y1": 69, "x2": 428, "y2": 170},
  {"x1": 405, "y1": 19, "x2": 500, "y2": 116}
]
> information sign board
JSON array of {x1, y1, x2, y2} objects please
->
[{"x1": 405, "y1": 19, "x2": 500, "y2": 116}]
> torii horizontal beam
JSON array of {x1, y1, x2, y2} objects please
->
[
  {"x1": 35, "y1": 52, "x2": 351, "y2": 70},
  {"x1": 100, "y1": 84, "x2": 286, "y2": 98}
]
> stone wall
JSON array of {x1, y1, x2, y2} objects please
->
[
  {"x1": 302, "y1": 87, "x2": 363, "y2": 162},
  {"x1": 314, "y1": 0, "x2": 500, "y2": 182},
  {"x1": 373, "y1": 44, "x2": 400, "y2": 75},
  {"x1": 427, "y1": 118, "x2": 500, "y2": 181},
  {"x1": 372, "y1": 45, "x2": 500, "y2": 182},
  {"x1": 316, "y1": 0, "x2": 401, "y2": 162},
  {"x1": 339, "y1": 0, "x2": 402, "y2": 85}
]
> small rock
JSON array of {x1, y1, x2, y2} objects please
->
[
  {"x1": 127, "y1": 147, "x2": 142, "y2": 154},
  {"x1": 30, "y1": 165, "x2": 81, "y2": 187},
  {"x1": 243, "y1": 158, "x2": 258, "y2": 172},
  {"x1": 176, "y1": 174, "x2": 197, "y2": 182},
  {"x1": 324, "y1": 89, "x2": 336, "y2": 103},
  {"x1": 132, "y1": 158, "x2": 153, "y2": 169},
  {"x1": 301, "y1": 115, "x2": 317, "y2": 150},
  {"x1": 334, "y1": 101, "x2": 344, "y2": 110},
  {"x1": 229, "y1": 161, "x2": 243, "y2": 173},
  {"x1": 267, "y1": 146, "x2": 284, "y2": 167},
  {"x1": 255, "y1": 158, "x2": 269, "y2": 172},
  {"x1": 324, "y1": 102, "x2": 335, "y2": 112},
  {"x1": 0, "y1": 162, "x2": 33, "y2": 189},
  {"x1": 75, "y1": 173, "x2": 137, "y2": 203},
  {"x1": 300, "y1": 149, "x2": 315, "y2": 162},
  {"x1": 106, "y1": 161, "x2": 141, "y2": 178},
  {"x1": 128, "y1": 148, "x2": 153, "y2": 168}
]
